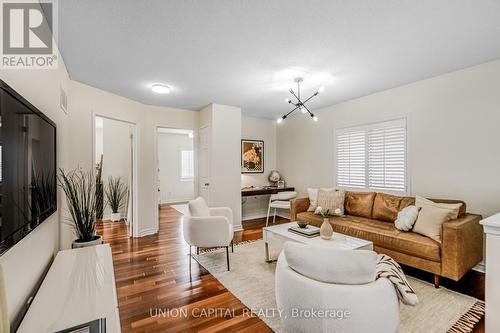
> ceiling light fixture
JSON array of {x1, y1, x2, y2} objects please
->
[
  {"x1": 151, "y1": 83, "x2": 171, "y2": 94},
  {"x1": 277, "y1": 77, "x2": 322, "y2": 123}
]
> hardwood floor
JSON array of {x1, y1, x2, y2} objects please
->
[
  {"x1": 97, "y1": 205, "x2": 288, "y2": 332},
  {"x1": 97, "y1": 204, "x2": 484, "y2": 333}
]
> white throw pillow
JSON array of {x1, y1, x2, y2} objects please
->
[
  {"x1": 307, "y1": 187, "x2": 335, "y2": 211},
  {"x1": 395, "y1": 205, "x2": 419, "y2": 231},
  {"x1": 284, "y1": 242, "x2": 377, "y2": 284},
  {"x1": 188, "y1": 197, "x2": 210, "y2": 217}
]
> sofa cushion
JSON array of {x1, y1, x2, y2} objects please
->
[
  {"x1": 297, "y1": 211, "x2": 325, "y2": 227},
  {"x1": 399, "y1": 196, "x2": 416, "y2": 210},
  {"x1": 295, "y1": 212, "x2": 441, "y2": 262},
  {"x1": 283, "y1": 242, "x2": 377, "y2": 284},
  {"x1": 372, "y1": 193, "x2": 403, "y2": 222},
  {"x1": 345, "y1": 191, "x2": 376, "y2": 218}
]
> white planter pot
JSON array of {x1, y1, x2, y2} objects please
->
[
  {"x1": 72, "y1": 235, "x2": 103, "y2": 249},
  {"x1": 110, "y1": 212, "x2": 121, "y2": 221}
]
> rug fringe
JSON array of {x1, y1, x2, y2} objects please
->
[{"x1": 447, "y1": 300, "x2": 485, "y2": 333}]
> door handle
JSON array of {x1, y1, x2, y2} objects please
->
[{"x1": 204, "y1": 183, "x2": 210, "y2": 186}]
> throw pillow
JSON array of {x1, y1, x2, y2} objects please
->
[
  {"x1": 412, "y1": 197, "x2": 462, "y2": 242},
  {"x1": 307, "y1": 188, "x2": 319, "y2": 211},
  {"x1": 394, "y1": 205, "x2": 419, "y2": 231},
  {"x1": 316, "y1": 189, "x2": 346, "y2": 215},
  {"x1": 415, "y1": 196, "x2": 462, "y2": 219},
  {"x1": 307, "y1": 187, "x2": 335, "y2": 211},
  {"x1": 284, "y1": 242, "x2": 377, "y2": 284}
]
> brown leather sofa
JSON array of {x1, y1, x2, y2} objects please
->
[{"x1": 290, "y1": 191, "x2": 483, "y2": 287}]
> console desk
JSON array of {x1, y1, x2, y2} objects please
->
[
  {"x1": 17, "y1": 244, "x2": 120, "y2": 333},
  {"x1": 241, "y1": 186, "x2": 295, "y2": 197}
]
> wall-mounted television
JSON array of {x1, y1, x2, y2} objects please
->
[{"x1": 0, "y1": 80, "x2": 57, "y2": 255}]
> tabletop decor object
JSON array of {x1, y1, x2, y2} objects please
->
[{"x1": 317, "y1": 206, "x2": 334, "y2": 240}]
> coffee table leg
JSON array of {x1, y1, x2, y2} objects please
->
[{"x1": 265, "y1": 242, "x2": 271, "y2": 263}]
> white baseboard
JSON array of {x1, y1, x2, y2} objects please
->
[
  {"x1": 102, "y1": 213, "x2": 126, "y2": 221},
  {"x1": 242, "y1": 213, "x2": 268, "y2": 221},
  {"x1": 242, "y1": 211, "x2": 290, "y2": 222},
  {"x1": 137, "y1": 227, "x2": 158, "y2": 237},
  {"x1": 472, "y1": 260, "x2": 485, "y2": 273},
  {"x1": 233, "y1": 224, "x2": 243, "y2": 232}
]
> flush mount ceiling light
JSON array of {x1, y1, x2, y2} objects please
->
[
  {"x1": 277, "y1": 78, "x2": 323, "y2": 123},
  {"x1": 151, "y1": 83, "x2": 171, "y2": 94}
]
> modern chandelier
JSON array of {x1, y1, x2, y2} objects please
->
[{"x1": 277, "y1": 77, "x2": 324, "y2": 123}]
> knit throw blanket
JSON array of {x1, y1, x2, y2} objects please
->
[{"x1": 376, "y1": 254, "x2": 419, "y2": 306}]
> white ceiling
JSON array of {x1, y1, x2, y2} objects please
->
[{"x1": 58, "y1": 0, "x2": 500, "y2": 119}]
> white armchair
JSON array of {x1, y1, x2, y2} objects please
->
[
  {"x1": 276, "y1": 242, "x2": 399, "y2": 333},
  {"x1": 183, "y1": 197, "x2": 234, "y2": 270}
]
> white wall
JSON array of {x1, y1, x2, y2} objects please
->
[
  {"x1": 68, "y1": 81, "x2": 199, "y2": 240},
  {"x1": 277, "y1": 59, "x2": 500, "y2": 219},
  {"x1": 0, "y1": 28, "x2": 70, "y2": 327},
  {"x1": 241, "y1": 116, "x2": 277, "y2": 220},
  {"x1": 157, "y1": 132, "x2": 194, "y2": 203},
  {"x1": 200, "y1": 104, "x2": 242, "y2": 230}
]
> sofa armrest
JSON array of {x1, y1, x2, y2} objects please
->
[
  {"x1": 290, "y1": 197, "x2": 310, "y2": 221},
  {"x1": 441, "y1": 214, "x2": 483, "y2": 281}
]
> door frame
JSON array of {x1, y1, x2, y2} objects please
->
[{"x1": 91, "y1": 113, "x2": 139, "y2": 237}]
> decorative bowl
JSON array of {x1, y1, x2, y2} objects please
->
[{"x1": 297, "y1": 221, "x2": 308, "y2": 228}]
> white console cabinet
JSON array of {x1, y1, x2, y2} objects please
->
[
  {"x1": 481, "y1": 213, "x2": 500, "y2": 333},
  {"x1": 17, "y1": 244, "x2": 120, "y2": 333}
]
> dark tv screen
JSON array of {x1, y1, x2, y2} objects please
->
[{"x1": 0, "y1": 80, "x2": 56, "y2": 254}]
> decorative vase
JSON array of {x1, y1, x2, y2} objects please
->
[
  {"x1": 320, "y1": 218, "x2": 333, "y2": 240},
  {"x1": 110, "y1": 212, "x2": 121, "y2": 221},
  {"x1": 72, "y1": 235, "x2": 103, "y2": 249}
]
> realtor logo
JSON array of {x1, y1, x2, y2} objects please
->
[{"x1": 1, "y1": 0, "x2": 58, "y2": 69}]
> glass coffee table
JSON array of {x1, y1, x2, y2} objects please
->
[{"x1": 263, "y1": 221, "x2": 373, "y2": 262}]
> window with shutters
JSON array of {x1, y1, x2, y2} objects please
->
[
  {"x1": 335, "y1": 118, "x2": 407, "y2": 193},
  {"x1": 180, "y1": 150, "x2": 194, "y2": 181}
]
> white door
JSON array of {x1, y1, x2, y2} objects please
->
[{"x1": 199, "y1": 125, "x2": 210, "y2": 203}]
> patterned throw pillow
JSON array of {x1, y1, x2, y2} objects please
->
[
  {"x1": 307, "y1": 187, "x2": 335, "y2": 211},
  {"x1": 316, "y1": 189, "x2": 346, "y2": 215}
]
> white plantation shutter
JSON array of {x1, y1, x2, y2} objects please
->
[
  {"x1": 336, "y1": 119, "x2": 407, "y2": 192},
  {"x1": 180, "y1": 150, "x2": 194, "y2": 179},
  {"x1": 336, "y1": 130, "x2": 366, "y2": 188},
  {"x1": 368, "y1": 121, "x2": 406, "y2": 191}
]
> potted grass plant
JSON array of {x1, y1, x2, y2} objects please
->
[
  {"x1": 105, "y1": 176, "x2": 128, "y2": 222},
  {"x1": 58, "y1": 168, "x2": 102, "y2": 248}
]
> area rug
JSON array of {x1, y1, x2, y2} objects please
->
[
  {"x1": 195, "y1": 240, "x2": 484, "y2": 333},
  {"x1": 170, "y1": 203, "x2": 188, "y2": 215}
]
